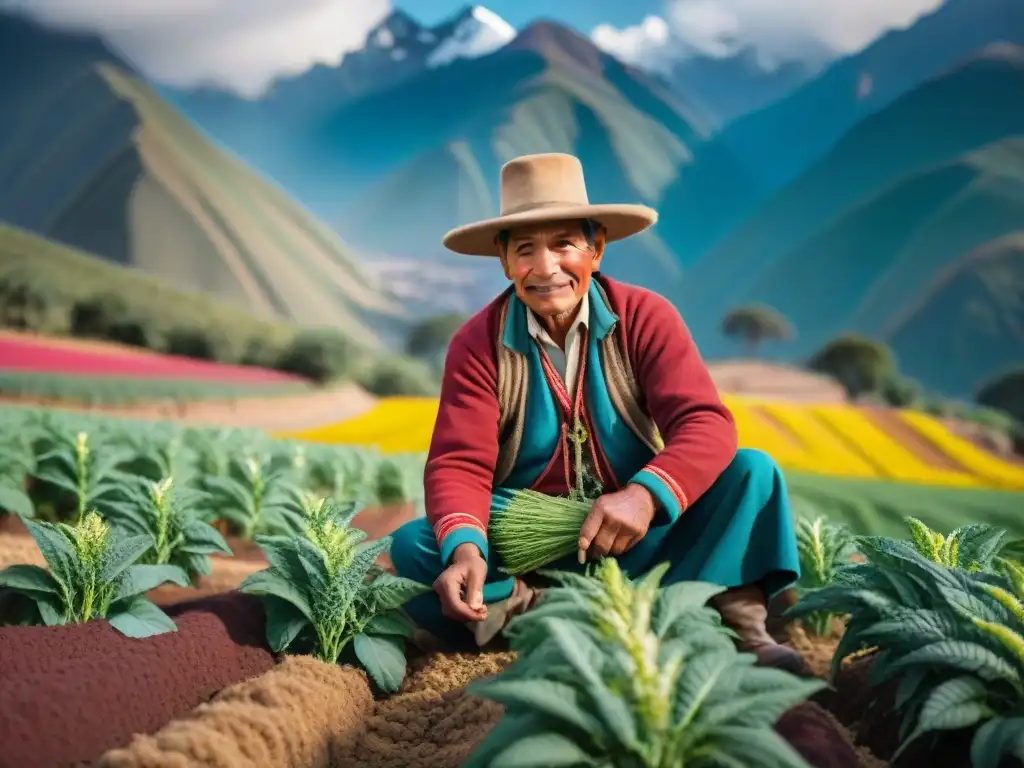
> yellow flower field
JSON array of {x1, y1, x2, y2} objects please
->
[{"x1": 280, "y1": 395, "x2": 1024, "y2": 491}]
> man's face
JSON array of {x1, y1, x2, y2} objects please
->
[{"x1": 498, "y1": 219, "x2": 605, "y2": 319}]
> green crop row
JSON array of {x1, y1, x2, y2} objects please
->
[{"x1": 0, "y1": 370, "x2": 313, "y2": 404}]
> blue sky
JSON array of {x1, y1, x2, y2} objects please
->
[{"x1": 395, "y1": 0, "x2": 657, "y2": 33}]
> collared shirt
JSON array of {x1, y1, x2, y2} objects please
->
[{"x1": 526, "y1": 292, "x2": 590, "y2": 403}]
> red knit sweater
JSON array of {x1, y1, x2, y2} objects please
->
[{"x1": 424, "y1": 276, "x2": 738, "y2": 563}]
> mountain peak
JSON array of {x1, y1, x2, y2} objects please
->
[
  {"x1": 426, "y1": 5, "x2": 515, "y2": 67},
  {"x1": 509, "y1": 20, "x2": 605, "y2": 73}
]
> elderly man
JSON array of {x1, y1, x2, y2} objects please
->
[{"x1": 390, "y1": 153, "x2": 805, "y2": 672}]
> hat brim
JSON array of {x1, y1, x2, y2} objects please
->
[{"x1": 441, "y1": 203, "x2": 658, "y2": 257}]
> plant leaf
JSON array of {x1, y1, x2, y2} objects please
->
[
  {"x1": 489, "y1": 731, "x2": 598, "y2": 767},
  {"x1": 263, "y1": 594, "x2": 309, "y2": 652},
  {"x1": 239, "y1": 570, "x2": 314, "y2": 621},
  {"x1": 22, "y1": 518, "x2": 76, "y2": 588},
  {"x1": 0, "y1": 564, "x2": 61, "y2": 597},
  {"x1": 365, "y1": 611, "x2": 416, "y2": 638},
  {"x1": 0, "y1": 485, "x2": 33, "y2": 517},
  {"x1": 107, "y1": 597, "x2": 177, "y2": 638},
  {"x1": 468, "y1": 678, "x2": 601, "y2": 738},
  {"x1": 178, "y1": 520, "x2": 232, "y2": 555},
  {"x1": 970, "y1": 716, "x2": 1024, "y2": 768},
  {"x1": 353, "y1": 632, "x2": 407, "y2": 693},
  {"x1": 99, "y1": 534, "x2": 154, "y2": 582},
  {"x1": 115, "y1": 564, "x2": 190, "y2": 600}
]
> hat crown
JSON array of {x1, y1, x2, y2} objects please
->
[{"x1": 499, "y1": 153, "x2": 590, "y2": 216}]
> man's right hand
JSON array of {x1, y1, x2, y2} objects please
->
[{"x1": 433, "y1": 542, "x2": 488, "y2": 622}]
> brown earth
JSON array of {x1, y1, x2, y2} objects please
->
[
  {"x1": 0, "y1": 592, "x2": 274, "y2": 768},
  {"x1": 710, "y1": 360, "x2": 848, "y2": 402},
  {"x1": 98, "y1": 655, "x2": 373, "y2": 768}
]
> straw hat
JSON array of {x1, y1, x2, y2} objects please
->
[{"x1": 442, "y1": 153, "x2": 658, "y2": 257}]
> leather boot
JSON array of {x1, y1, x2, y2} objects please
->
[
  {"x1": 468, "y1": 577, "x2": 544, "y2": 647},
  {"x1": 712, "y1": 584, "x2": 813, "y2": 676}
]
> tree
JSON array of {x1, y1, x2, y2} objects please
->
[
  {"x1": 69, "y1": 293, "x2": 128, "y2": 339},
  {"x1": 721, "y1": 304, "x2": 794, "y2": 356},
  {"x1": 406, "y1": 313, "x2": 467, "y2": 364},
  {"x1": 976, "y1": 367, "x2": 1024, "y2": 424},
  {"x1": 355, "y1": 355, "x2": 439, "y2": 396},
  {"x1": 274, "y1": 328, "x2": 356, "y2": 383},
  {"x1": 806, "y1": 334, "x2": 897, "y2": 399},
  {"x1": 0, "y1": 272, "x2": 53, "y2": 331}
]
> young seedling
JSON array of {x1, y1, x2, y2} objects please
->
[
  {"x1": 0, "y1": 511, "x2": 188, "y2": 636},
  {"x1": 794, "y1": 515, "x2": 858, "y2": 636},
  {"x1": 786, "y1": 535, "x2": 1024, "y2": 766},
  {"x1": 104, "y1": 476, "x2": 233, "y2": 585},
  {"x1": 204, "y1": 452, "x2": 304, "y2": 540},
  {"x1": 465, "y1": 559, "x2": 824, "y2": 768},
  {"x1": 239, "y1": 496, "x2": 430, "y2": 692},
  {"x1": 33, "y1": 429, "x2": 137, "y2": 523}
]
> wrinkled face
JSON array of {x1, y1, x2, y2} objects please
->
[{"x1": 497, "y1": 219, "x2": 605, "y2": 319}]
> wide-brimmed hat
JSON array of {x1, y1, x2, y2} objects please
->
[{"x1": 442, "y1": 153, "x2": 658, "y2": 257}]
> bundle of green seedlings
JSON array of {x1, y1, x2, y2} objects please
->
[
  {"x1": 464, "y1": 558, "x2": 825, "y2": 768},
  {"x1": 786, "y1": 520, "x2": 1024, "y2": 767},
  {"x1": 490, "y1": 489, "x2": 592, "y2": 574},
  {"x1": 793, "y1": 513, "x2": 859, "y2": 636},
  {"x1": 0, "y1": 511, "x2": 189, "y2": 636},
  {"x1": 239, "y1": 495, "x2": 430, "y2": 692}
]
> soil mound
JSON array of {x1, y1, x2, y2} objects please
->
[
  {"x1": 340, "y1": 651, "x2": 516, "y2": 768},
  {"x1": 98, "y1": 655, "x2": 373, "y2": 767},
  {"x1": 0, "y1": 592, "x2": 273, "y2": 768}
]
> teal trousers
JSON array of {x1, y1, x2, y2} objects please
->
[{"x1": 390, "y1": 448, "x2": 801, "y2": 645}]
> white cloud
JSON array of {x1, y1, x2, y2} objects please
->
[
  {"x1": 0, "y1": 0, "x2": 392, "y2": 97},
  {"x1": 593, "y1": 0, "x2": 944, "y2": 70},
  {"x1": 592, "y1": 16, "x2": 682, "y2": 75}
]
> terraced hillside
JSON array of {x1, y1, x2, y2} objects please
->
[{"x1": 0, "y1": 14, "x2": 401, "y2": 346}]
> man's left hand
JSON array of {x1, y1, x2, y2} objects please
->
[{"x1": 578, "y1": 484, "x2": 657, "y2": 563}]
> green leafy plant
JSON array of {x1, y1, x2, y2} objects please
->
[
  {"x1": 465, "y1": 559, "x2": 824, "y2": 767},
  {"x1": 205, "y1": 452, "x2": 304, "y2": 539},
  {"x1": 32, "y1": 429, "x2": 136, "y2": 523},
  {"x1": 239, "y1": 496, "x2": 430, "y2": 692},
  {"x1": 490, "y1": 489, "x2": 592, "y2": 575},
  {"x1": 0, "y1": 511, "x2": 188, "y2": 636},
  {"x1": 104, "y1": 477, "x2": 233, "y2": 585},
  {"x1": 902, "y1": 517, "x2": 1010, "y2": 572},
  {"x1": 0, "y1": 424, "x2": 37, "y2": 517},
  {"x1": 794, "y1": 515, "x2": 858, "y2": 636},
  {"x1": 786, "y1": 537, "x2": 1024, "y2": 767}
]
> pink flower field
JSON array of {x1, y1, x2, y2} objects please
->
[{"x1": 0, "y1": 335, "x2": 305, "y2": 384}]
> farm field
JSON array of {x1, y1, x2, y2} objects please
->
[
  {"x1": 0, "y1": 399, "x2": 1021, "y2": 767},
  {"x1": 282, "y1": 395, "x2": 1024, "y2": 492},
  {"x1": 0, "y1": 333, "x2": 305, "y2": 384}
]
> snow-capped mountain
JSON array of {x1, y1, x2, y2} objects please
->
[{"x1": 426, "y1": 6, "x2": 516, "y2": 68}]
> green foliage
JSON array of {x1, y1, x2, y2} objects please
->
[
  {"x1": 490, "y1": 489, "x2": 592, "y2": 575},
  {"x1": 794, "y1": 514, "x2": 859, "y2": 636},
  {"x1": 806, "y1": 334, "x2": 897, "y2": 399},
  {"x1": 0, "y1": 422, "x2": 38, "y2": 517},
  {"x1": 103, "y1": 477, "x2": 231, "y2": 585},
  {"x1": 465, "y1": 559, "x2": 824, "y2": 767},
  {"x1": 405, "y1": 312, "x2": 466, "y2": 363},
  {"x1": 239, "y1": 496, "x2": 429, "y2": 691},
  {"x1": 204, "y1": 452, "x2": 305, "y2": 540},
  {"x1": 721, "y1": 304, "x2": 795, "y2": 354},
  {"x1": 902, "y1": 517, "x2": 1010, "y2": 571},
  {"x1": 274, "y1": 328, "x2": 356, "y2": 383},
  {"x1": 373, "y1": 453, "x2": 426, "y2": 507},
  {"x1": 354, "y1": 355, "x2": 439, "y2": 396},
  {"x1": 976, "y1": 367, "x2": 1024, "y2": 425},
  {"x1": 0, "y1": 511, "x2": 188, "y2": 636},
  {"x1": 786, "y1": 531, "x2": 1024, "y2": 767}
]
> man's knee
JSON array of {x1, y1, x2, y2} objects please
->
[
  {"x1": 719, "y1": 448, "x2": 786, "y2": 504},
  {"x1": 389, "y1": 518, "x2": 444, "y2": 585}
]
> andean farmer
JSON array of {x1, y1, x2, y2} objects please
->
[{"x1": 390, "y1": 153, "x2": 806, "y2": 673}]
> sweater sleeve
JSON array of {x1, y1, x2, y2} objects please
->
[
  {"x1": 626, "y1": 292, "x2": 738, "y2": 525},
  {"x1": 423, "y1": 321, "x2": 499, "y2": 565}
]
